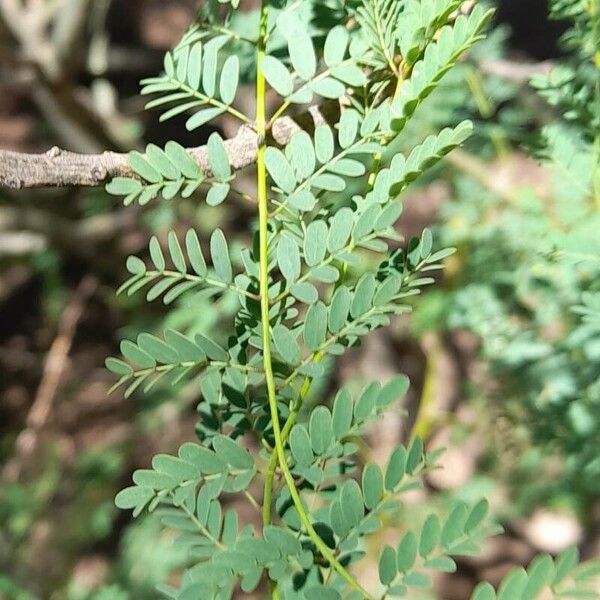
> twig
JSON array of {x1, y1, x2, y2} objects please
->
[
  {"x1": 2, "y1": 276, "x2": 98, "y2": 483},
  {"x1": 0, "y1": 104, "x2": 337, "y2": 189}
]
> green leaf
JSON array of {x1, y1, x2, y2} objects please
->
[
  {"x1": 328, "y1": 158, "x2": 366, "y2": 177},
  {"x1": 403, "y1": 572, "x2": 432, "y2": 588},
  {"x1": 553, "y1": 548, "x2": 579, "y2": 584},
  {"x1": 324, "y1": 26, "x2": 349, "y2": 67},
  {"x1": 126, "y1": 256, "x2": 146, "y2": 275},
  {"x1": 406, "y1": 437, "x2": 424, "y2": 474},
  {"x1": 277, "y1": 235, "x2": 301, "y2": 283},
  {"x1": 332, "y1": 63, "x2": 366, "y2": 86},
  {"x1": 138, "y1": 333, "x2": 179, "y2": 364},
  {"x1": 186, "y1": 107, "x2": 225, "y2": 130},
  {"x1": 202, "y1": 38, "x2": 223, "y2": 97},
  {"x1": 212, "y1": 435, "x2": 253, "y2": 470},
  {"x1": 290, "y1": 425, "x2": 314, "y2": 466},
  {"x1": 420, "y1": 228, "x2": 433, "y2": 257},
  {"x1": 165, "y1": 141, "x2": 203, "y2": 179},
  {"x1": 186, "y1": 43, "x2": 203, "y2": 88},
  {"x1": 340, "y1": 479, "x2": 364, "y2": 526},
  {"x1": 178, "y1": 443, "x2": 225, "y2": 475},
  {"x1": 332, "y1": 388, "x2": 353, "y2": 438},
  {"x1": 210, "y1": 229, "x2": 232, "y2": 283},
  {"x1": 146, "y1": 144, "x2": 180, "y2": 179},
  {"x1": 385, "y1": 446, "x2": 407, "y2": 491},
  {"x1": 470, "y1": 583, "x2": 496, "y2": 600},
  {"x1": 397, "y1": 531, "x2": 417, "y2": 573},
  {"x1": 207, "y1": 133, "x2": 231, "y2": 181},
  {"x1": 376, "y1": 202, "x2": 403, "y2": 229},
  {"x1": 329, "y1": 501, "x2": 349, "y2": 539},
  {"x1": 378, "y1": 375, "x2": 410, "y2": 408},
  {"x1": 158, "y1": 101, "x2": 203, "y2": 125},
  {"x1": 311, "y1": 265, "x2": 339, "y2": 284},
  {"x1": 311, "y1": 78, "x2": 346, "y2": 99},
  {"x1": 329, "y1": 286, "x2": 351, "y2": 333},
  {"x1": 106, "y1": 177, "x2": 142, "y2": 196},
  {"x1": 338, "y1": 109, "x2": 360, "y2": 149},
  {"x1": 262, "y1": 55, "x2": 294, "y2": 96},
  {"x1": 277, "y1": 13, "x2": 316, "y2": 81},
  {"x1": 304, "y1": 587, "x2": 340, "y2": 600},
  {"x1": 194, "y1": 333, "x2": 228, "y2": 362},
  {"x1": 374, "y1": 276, "x2": 401, "y2": 305},
  {"x1": 105, "y1": 357, "x2": 133, "y2": 376},
  {"x1": 312, "y1": 173, "x2": 346, "y2": 192},
  {"x1": 206, "y1": 497, "x2": 222, "y2": 537},
  {"x1": 353, "y1": 204, "x2": 380, "y2": 240},
  {"x1": 350, "y1": 274, "x2": 376, "y2": 317},
  {"x1": 120, "y1": 340, "x2": 155, "y2": 369},
  {"x1": 149, "y1": 236, "x2": 166, "y2": 271},
  {"x1": 265, "y1": 147, "x2": 296, "y2": 192},
  {"x1": 163, "y1": 281, "x2": 196, "y2": 304},
  {"x1": 328, "y1": 208, "x2": 354, "y2": 252},
  {"x1": 152, "y1": 454, "x2": 198, "y2": 481},
  {"x1": 497, "y1": 568, "x2": 528, "y2": 600},
  {"x1": 213, "y1": 550, "x2": 255, "y2": 573},
  {"x1": 264, "y1": 526, "x2": 302, "y2": 556},
  {"x1": 304, "y1": 221, "x2": 328, "y2": 267},
  {"x1": 207, "y1": 183, "x2": 230, "y2": 206},
  {"x1": 419, "y1": 515, "x2": 441, "y2": 558},
  {"x1": 219, "y1": 55, "x2": 239, "y2": 104},
  {"x1": 425, "y1": 556, "x2": 457, "y2": 573},
  {"x1": 185, "y1": 229, "x2": 207, "y2": 277},
  {"x1": 315, "y1": 125, "x2": 334, "y2": 163},
  {"x1": 132, "y1": 469, "x2": 175, "y2": 490},
  {"x1": 168, "y1": 230, "x2": 186, "y2": 272},
  {"x1": 115, "y1": 486, "x2": 154, "y2": 510},
  {"x1": 309, "y1": 406, "x2": 333, "y2": 454},
  {"x1": 241, "y1": 568, "x2": 265, "y2": 593},
  {"x1": 523, "y1": 554, "x2": 553, "y2": 598},
  {"x1": 272, "y1": 324, "x2": 301, "y2": 365},
  {"x1": 304, "y1": 301, "x2": 327, "y2": 351},
  {"x1": 291, "y1": 282, "x2": 318, "y2": 304},
  {"x1": 287, "y1": 131, "x2": 316, "y2": 180},
  {"x1": 129, "y1": 151, "x2": 162, "y2": 183},
  {"x1": 354, "y1": 382, "x2": 379, "y2": 422},
  {"x1": 288, "y1": 190, "x2": 316, "y2": 211},
  {"x1": 164, "y1": 329, "x2": 205, "y2": 362},
  {"x1": 465, "y1": 500, "x2": 489, "y2": 533},
  {"x1": 441, "y1": 504, "x2": 468, "y2": 549},
  {"x1": 362, "y1": 463, "x2": 383, "y2": 510},
  {"x1": 379, "y1": 546, "x2": 397, "y2": 585}
]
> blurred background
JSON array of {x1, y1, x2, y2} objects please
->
[{"x1": 1, "y1": 1, "x2": 599, "y2": 599}]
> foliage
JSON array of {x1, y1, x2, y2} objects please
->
[
  {"x1": 530, "y1": 0, "x2": 600, "y2": 142},
  {"x1": 102, "y1": 1, "x2": 600, "y2": 599},
  {"x1": 471, "y1": 548, "x2": 600, "y2": 600},
  {"x1": 413, "y1": 0, "x2": 600, "y2": 514}
]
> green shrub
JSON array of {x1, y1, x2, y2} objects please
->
[{"x1": 104, "y1": 1, "x2": 600, "y2": 598}]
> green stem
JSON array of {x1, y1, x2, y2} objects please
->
[
  {"x1": 367, "y1": 73, "x2": 405, "y2": 191},
  {"x1": 171, "y1": 492, "x2": 225, "y2": 550},
  {"x1": 263, "y1": 363, "x2": 318, "y2": 528},
  {"x1": 168, "y1": 78, "x2": 250, "y2": 124},
  {"x1": 410, "y1": 334, "x2": 440, "y2": 442},
  {"x1": 255, "y1": 3, "x2": 371, "y2": 597}
]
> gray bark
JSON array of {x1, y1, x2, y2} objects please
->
[{"x1": 0, "y1": 105, "x2": 334, "y2": 189}]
